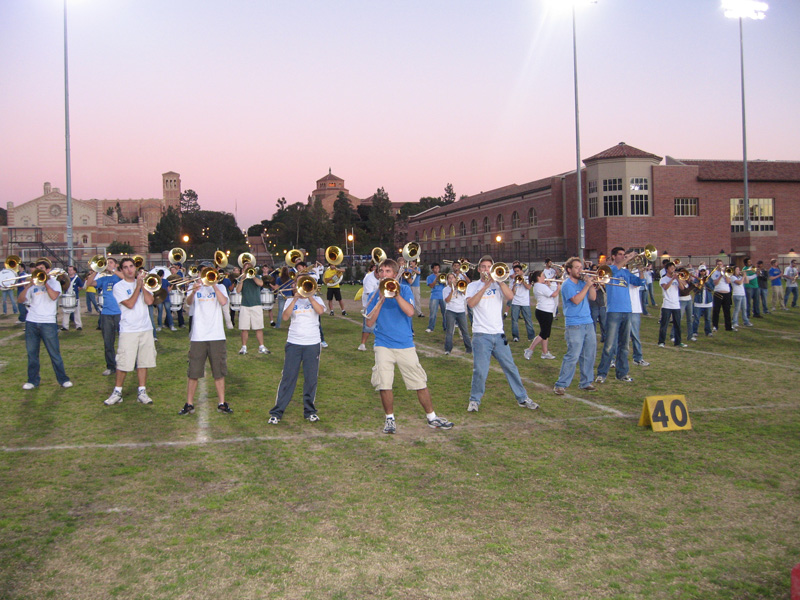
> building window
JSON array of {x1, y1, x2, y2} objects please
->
[
  {"x1": 630, "y1": 177, "x2": 649, "y2": 191},
  {"x1": 449, "y1": 224, "x2": 456, "y2": 237},
  {"x1": 423, "y1": 230, "x2": 428, "y2": 241},
  {"x1": 483, "y1": 217, "x2": 490, "y2": 233},
  {"x1": 588, "y1": 195, "x2": 598, "y2": 218},
  {"x1": 496, "y1": 214, "x2": 504, "y2": 231},
  {"x1": 440, "y1": 226, "x2": 446, "y2": 239},
  {"x1": 674, "y1": 197, "x2": 699, "y2": 217},
  {"x1": 471, "y1": 219, "x2": 478, "y2": 235},
  {"x1": 511, "y1": 211, "x2": 520, "y2": 229},
  {"x1": 431, "y1": 228, "x2": 437, "y2": 240},
  {"x1": 630, "y1": 194, "x2": 650, "y2": 216},
  {"x1": 603, "y1": 195, "x2": 624, "y2": 216},
  {"x1": 588, "y1": 180, "x2": 597, "y2": 194},
  {"x1": 23, "y1": 218, "x2": 29, "y2": 226},
  {"x1": 81, "y1": 217, "x2": 89, "y2": 225},
  {"x1": 528, "y1": 208, "x2": 537, "y2": 227},
  {"x1": 82, "y1": 235, "x2": 88, "y2": 244},
  {"x1": 603, "y1": 178, "x2": 622, "y2": 192},
  {"x1": 472, "y1": 244, "x2": 480, "y2": 257},
  {"x1": 459, "y1": 222, "x2": 467, "y2": 236},
  {"x1": 731, "y1": 198, "x2": 774, "y2": 232}
]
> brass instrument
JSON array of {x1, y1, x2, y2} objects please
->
[
  {"x1": 285, "y1": 249, "x2": 304, "y2": 267},
  {"x1": 169, "y1": 247, "x2": 187, "y2": 265},
  {"x1": 143, "y1": 273, "x2": 162, "y2": 294},
  {"x1": 724, "y1": 266, "x2": 734, "y2": 276},
  {"x1": 238, "y1": 252, "x2": 256, "y2": 268},
  {"x1": 89, "y1": 254, "x2": 108, "y2": 273},
  {"x1": 677, "y1": 270, "x2": 692, "y2": 282},
  {"x1": 323, "y1": 267, "x2": 345, "y2": 286},
  {"x1": 402, "y1": 270, "x2": 415, "y2": 282},
  {"x1": 456, "y1": 279, "x2": 468, "y2": 293},
  {"x1": 673, "y1": 258, "x2": 682, "y2": 267},
  {"x1": 371, "y1": 247, "x2": 387, "y2": 264},
  {"x1": 187, "y1": 265, "x2": 200, "y2": 278},
  {"x1": 488, "y1": 262, "x2": 510, "y2": 283},
  {"x1": 4, "y1": 255, "x2": 22, "y2": 272},
  {"x1": 402, "y1": 241, "x2": 421, "y2": 262},
  {"x1": 7, "y1": 268, "x2": 48, "y2": 288},
  {"x1": 437, "y1": 273, "x2": 447, "y2": 285},
  {"x1": 443, "y1": 259, "x2": 473, "y2": 274},
  {"x1": 325, "y1": 246, "x2": 344, "y2": 266},
  {"x1": 514, "y1": 274, "x2": 525, "y2": 285},
  {"x1": 132, "y1": 255, "x2": 144, "y2": 269},
  {"x1": 243, "y1": 267, "x2": 258, "y2": 280},
  {"x1": 214, "y1": 250, "x2": 228, "y2": 269},
  {"x1": 377, "y1": 277, "x2": 399, "y2": 298},
  {"x1": 585, "y1": 266, "x2": 627, "y2": 287},
  {"x1": 294, "y1": 274, "x2": 318, "y2": 298},
  {"x1": 624, "y1": 244, "x2": 657, "y2": 270}
]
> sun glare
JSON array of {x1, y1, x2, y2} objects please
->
[{"x1": 722, "y1": 0, "x2": 768, "y2": 20}]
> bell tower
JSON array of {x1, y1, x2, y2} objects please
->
[{"x1": 162, "y1": 171, "x2": 181, "y2": 211}]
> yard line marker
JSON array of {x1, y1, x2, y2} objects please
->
[{"x1": 197, "y1": 376, "x2": 210, "y2": 443}]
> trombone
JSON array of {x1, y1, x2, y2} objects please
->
[
  {"x1": 481, "y1": 262, "x2": 510, "y2": 283},
  {"x1": 294, "y1": 274, "x2": 318, "y2": 298},
  {"x1": 584, "y1": 266, "x2": 627, "y2": 287},
  {"x1": 624, "y1": 244, "x2": 657, "y2": 270}
]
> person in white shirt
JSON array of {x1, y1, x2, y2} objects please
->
[
  {"x1": 358, "y1": 263, "x2": 379, "y2": 351},
  {"x1": 658, "y1": 261, "x2": 687, "y2": 347},
  {"x1": 104, "y1": 257, "x2": 157, "y2": 406},
  {"x1": 730, "y1": 265, "x2": 752, "y2": 329},
  {"x1": 784, "y1": 259, "x2": 798, "y2": 308},
  {"x1": 524, "y1": 270, "x2": 560, "y2": 360},
  {"x1": 267, "y1": 280, "x2": 326, "y2": 424},
  {"x1": 465, "y1": 256, "x2": 538, "y2": 413},
  {"x1": 178, "y1": 275, "x2": 232, "y2": 415},
  {"x1": 1, "y1": 266, "x2": 19, "y2": 315},
  {"x1": 711, "y1": 259, "x2": 733, "y2": 331},
  {"x1": 18, "y1": 259, "x2": 73, "y2": 389},
  {"x1": 509, "y1": 263, "x2": 535, "y2": 343},
  {"x1": 627, "y1": 270, "x2": 649, "y2": 366},
  {"x1": 443, "y1": 272, "x2": 472, "y2": 355}
]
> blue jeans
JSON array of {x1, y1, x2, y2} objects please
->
[
  {"x1": 745, "y1": 286, "x2": 760, "y2": 317},
  {"x1": 647, "y1": 282, "x2": 656, "y2": 306},
  {"x1": 444, "y1": 310, "x2": 472, "y2": 353},
  {"x1": 427, "y1": 298, "x2": 447, "y2": 331},
  {"x1": 555, "y1": 323, "x2": 596, "y2": 390},
  {"x1": 639, "y1": 288, "x2": 649, "y2": 315},
  {"x1": 672, "y1": 299, "x2": 693, "y2": 341},
  {"x1": 85, "y1": 291, "x2": 100, "y2": 313},
  {"x1": 692, "y1": 306, "x2": 712, "y2": 337},
  {"x1": 157, "y1": 301, "x2": 174, "y2": 328},
  {"x1": 2, "y1": 289, "x2": 18, "y2": 314},
  {"x1": 759, "y1": 288, "x2": 769, "y2": 313},
  {"x1": 597, "y1": 312, "x2": 632, "y2": 379},
  {"x1": 275, "y1": 295, "x2": 288, "y2": 328},
  {"x1": 732, "y1": 295, "x2": 750, "y2": 327},
  {"x1": 468, "y1": 333, "x2": 528, "y2": 405},
  {"x1": 785, "y1": 286, "x2": 798, "y2": 308},
  {"x1": 270, "y1": 342, "x2": 320, "y2": 418},
  {"x1": 510, "y1": 305, "x2": 535, "y2": 341},
  {"x1": 590, "y1": 303, "x2": 607, "y2": 343},
  {"x1": 630, "y1": 313, "x2": 643, "y2": 363},
  {"x1": 25, "y1": 321, "x2": 70, "y2": 386}
]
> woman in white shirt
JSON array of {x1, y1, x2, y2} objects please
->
[
  {"x1": 730, "y1": 265, "x2": 752, "y2": 329},
  {"x1": 443, "y1": 272, "x2": 473, "y2": 355},
  {"x1": 524, "y1": 270, "x2": 560, "y2": 360}
]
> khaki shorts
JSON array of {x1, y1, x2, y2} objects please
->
[
  {"x1": 238, "y1": 305, "x2": 264, "y2": 330},
  {"x1": 187, "y1": 340, "x2": 228, "y2": 380},
  {"x1": 116, "y1": 331, "x2": 157, "y2": 371},
  {"x1": 371, "y1": 346, "x2": 428, "y2": 391}
]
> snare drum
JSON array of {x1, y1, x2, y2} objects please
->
[
  {"x1": 169, "y1": 289, "x2": 185, "y2": 312},
  {"x1": 260, "y1": 288, "x2": 275, "y2": 311},
  {"x1": 229, "y1": 291, "x2": 242, "y2": 312},
  {"x1": 60, "y1": 292, "x2": 77, "y2": 314}
]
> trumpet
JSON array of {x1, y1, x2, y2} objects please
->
[
  {"x1": 378, "y1": 277, "x2": 399, "y2": 298},
  {"x1": 143, "y1": 273, "x2": 162, "y2": 294},
  {"x1": 371, "y1": 247, "x2": 387, "y2": 264},
  {"x1": 285, "y1": 249, "x2": 304, "y2": 267},
  {"x1": 4, "y1": 255, "x2": 22, "y2": 273},
  {"x1": 325, "y1": 246, "x2": 344, "y2": 266},
  {"x1": 402, "y1": 270, "x2": 415, "y2": 282},
  {"x1": 169, "y1": 247, "x2": 187, "y2": 265},
  {"x1": 238, "y1": 252, "x2": 256, "y2": 268},
  {"x1": 677, "y1": 270, "x2": 692, "y2": 282},
  {"x1": 443, "y1": 259, "x2": 473, "y2": 274},
  {"x1": 437, "y1": 273, "x2": 447, "y2": 285},
  {"x1": 401, "y1": 241, "x2": 421, "y2": 262},
  {"x1": 513, "y1": 274, "x2": 525, "y2": 285},
  {"x1": 673, "y1": 258, "x2": 682, "y2": 267}
]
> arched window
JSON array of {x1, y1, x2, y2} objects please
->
[
  {"x1": 528, "y1": 207, "x2": 538, "y2": 226},
  {"x1": 511, "y1": 211, "x2": 520, "y2": 229},
  {"x1": 459, "y1": 222, "x2": 467, "y2": 236},
  {"x1": 449, "y1": 225, "x2": 456, "y2": 237},
  {"x1": 423, "y1": 230, "x2": 428, "y2": 241},
  {"x1": 81, "y1": 217, "x2": 89, "y2": 225},
  {"x1": 496, "y1": 214, "x2": 504, "y2": 231},
  {"x1": 440, "y1": 226, "x2": 446, "y2": 239},
  {"x1": 483, "y1": 217, "x2": 490, "y2": 233},
  {"x1": 471, "y1": 219, "x2": 478, "y2": 235},
  {"x1": 81, "y1": 235, "x2": 88, "y2": 244},
  {"x1": 431, "y1": 228, "x2": 437, "y2": 240}
]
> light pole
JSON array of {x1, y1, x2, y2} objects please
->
[
  {"x1": 723, "y1": 0, "x2": 768, "y2": 233},
  {"x1": 63, "y1": 0, "x2": 74, "y2": 265}
]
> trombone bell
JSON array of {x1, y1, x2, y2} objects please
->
[
  {"x1": 295, "y1": 274, "x2": 318, "y2": 298},
  {"x1": 4, "y1": 255, "x2": 21, "y2": 272},
  {"x1": 490, "y1": 262, "x2": 510, "y2": 283},
  {"x1": 378, "y1": 277, "x2": 399, "y2": 298}
]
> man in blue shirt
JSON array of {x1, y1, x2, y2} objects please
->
[
  {"x1": 425, "y1": 263, "x2": 447, "y2": 333},
  {"x1": 366, "y1": 259, "x2": 453, "y2": 434},
  {"x1": 86, "y1": 257, "x2": 122, "y2": 376},
  {"x1": 595, "y1": 247, "x2": 646, "y2": 384},
  {"x1": 554, "y1": 257, "x2": 597, "y2": 395}
]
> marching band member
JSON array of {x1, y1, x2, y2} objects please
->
[
  {"x1": 179, "y1": 271, "x2": 232, "y2": 416},
  {"x1": 18, "y1": 258, "x2": 73, "y2": 390},
  {"x1": 553, "y1": 258, "x2": 596, "y2": 395},
  {"x1": 658, "y1": 261, "x2": 688, "y2": 348},
  {"x1": 784, "y1": 259, "x2": 799, "y2": 308},
  {"x1": 731, "y1": 265, "x2": 752, "y2": 329},
  {"x1": 273, "y1": 266, "x2": 294, "y2": 329},
  {"x1": 357, "y1": 263, "x2": 378, "y2": 351},
  {"x1": 425, "y1": 263, "x2": 447, "y2": 333},
  {"x1": 1, "y1": 263, "x2": 18, "y2": 316},
  {"x1": 443, "y1": 272, "x2": 472, "y2": 355},
  {"x1": 768, "y1": 258, "x2": 785, "y2": 311},
  {"x1": 406, "y1": 259, "x2": 424, "y2": 318},
  {"x1": 674, "y1": 267, "x2": 694, "y2": 342},
  {"x1": 524, "y1": 270, "x2": 559, "y2": 361},
  {"x1": 267, "y1": 277, "x2": 326, "y2": 425},
  {"x1": 743, "y1": 256, "x2": 760, "y2": 319},
  {"x1": 627, "y1": 267, "x2": 650, "y2": 367},
  {"x1": 755, "y1": 261, "x2": 770, "y2": 315},
  {"x1": 260, "y1": 265, "x2": 277, "y2": 326},
  {"x1": 465, "y1": 256, "x2": 538, "y2": 413},
  {"x1": 366, "y1": 259, "x2": 453, "y2": 433},
  {"x1": 59, "y1": 265, "x2": 84, "y2": 331},
  {"x1": 236, "y1": 257, "x2": 269, "y2": 355},
  {"x1": 296, "y1": 261, "x2": 328, "y2": 348},
  {"x1": 711, "y1": 258, "x2": 733, "y2": 331},
  {"x1": 691, "y1": 266, "x2": 714, "y2": 340},
  {"x1": 509, "y1": 263, "x2": 535, "y2": 343},
  {"x1": 104, "y1": 256, "x2": 156, "y2": 406},
  {"x1": 168, "y1": 264, "x2": 186, "y2": 328},
  {"x1": 86, "y1": 257, "x2": 121, "y2": 376},
  {"x1": 323, "y1": 263, "x2": 347, "y2": 317}
]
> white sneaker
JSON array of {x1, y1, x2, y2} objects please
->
[
  {"x1": 424, "y1": 329, "x2": 432, "y2": 333},
  {"x1": 22, "y1": 383, "x2": 36, "y2": 390},
  {"x1": 258, "y1": 345, "x2": 270, "y2": 354},
  {"x1": 523, "y1": 349, "x2": 533, "y2": 360},
  {"x1": 467, "y1": 401, "x2": 479, "y2": 412},
  {"x1": 238, "y1": 346, "x2": 247, "y2": 355},
  {"x1": 321, "y1": 341, "x2": 329, "y2": 348},
  {"x1": 170, "y1": 326, "x2": 177, "y2": 332},
  {"x1": 61, "y1": 381, "x2": 73, "y2": 388},
  {"x1": 102, "y1": 369, "x2": 113, "y2": 376},
  {"x1": 541, "y1": 352, "x2": 556, "y2": 360},
  {"x1": 137, "y1": 391, "x2": 153, "y2": 405},
  {"x1": 156, "y1": 327, "x2": 162, "y2": 332},
  {"x1": 357, "y1": 344, "x2": 366, "y2": 351},
  {"x1": 104, "y1": 390, "x2": 123, "y2": 406}
]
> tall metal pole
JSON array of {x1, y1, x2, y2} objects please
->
[
  {"x1": 572, "y1": 5, "x2": 585, "y2": 259},
  {"x1": 64, "y1": 0, "x2": 74, "y2": 265},
  {"x1": 738, "y1": 17, "x2": 751, "y2": 232}
]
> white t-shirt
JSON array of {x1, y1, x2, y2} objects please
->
[
  {"x1": 731, "y1": 275, "x2": 746, "y2": 297},
  {"x1": 445, "y1": 286, "x2": 467, "y2": 313},
  {"x1": 113, "y1": 279, "x2": 153, "y2": 333},
  {"x1": 466, "y1": 281, "x2": 504, "y2": 334},
  {"x1": 661, "y1": 275, "x2": 680, "y2": 310},
  {"x1": 533, "y1": 282, "x2": 557, "y2": 314},
  {"x1": 784, "y1": 266, "x2": 798, "y2": 288},
  {"x1": 362, "y1": 271, "x2": 378, "y2": 308},
  {"x1": 711, "y1": 270, "x2": 731, "y2": 293},
  {"x1": 628, "y1": 284, "x2": 643, "y2": 314},
  {"x1": 0, "y1": 268, "x2": 16, "y2": 290},
  {"x1": 287, "y1": 295, "x2": 325, "y2": 345},
  {"x1": 26, "y1": 279, "x2": 61, "y2": 324},
  {"x1": 644, "y1": 270, "x2": 653, "y2": 284},
  {"x1": 190, "y1": 284, "x2": 228, "y2": 342},
  {"x1": 511, "y1": 280, "x2": 531, "y2": 306}
]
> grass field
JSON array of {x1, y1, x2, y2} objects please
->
[{"x1": 1, "y1": 287, "x2": 799, "y2": 600}]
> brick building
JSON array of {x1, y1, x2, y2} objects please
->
[{"x1": 409, "y1": 142, "x2": 800, "y2": 267}]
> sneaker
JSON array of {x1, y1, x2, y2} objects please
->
[
  {"x1": 523, "y1": 348, "x2": 533, "y2": 360},
  {"x1": 382, "y1": 417, "x2": 396, "y2": 434},
  {"x1": 467, "y1": 401, "x2": 479, "y2": 412},
  {"x1": 22, "y1": 382, "x2": 36, "y2": 390},
  {"x1": 76, "y1": 327, "x2": 82, "y2": 331},
  {"x1": 217, "y1": 402, "x2": 233, "y2": 414},
  {"x1": 170, "y1": 326, "x2": 177, "y2": 332},
  {"x1": 342, "y1": 311, "x2": 347, "y2": 316},
  {"x1": 512, "y1": 337, "x2": 519, "y2": 342},
  {"x1": 330, "y1": 310, "x2": 334, "y2": 316},
  {"x1": 444, "y1": 351, "x2": 450, "y2": 355},
  {"x1": 503, "y1": 312, "x2": 508, "y2": 318},
  {"x1": 553, "y1": 386, "x2": 565, "y2": 396},
  {"x1": 137, "y1": 390, "x2": 154, "y2": 405},
  {"x1": 306, "y1": 414, "x2": 320, "y2": 422},
  {"x1": 178, "y1": 403, "x2": 195, "y2": 415},
  {"x1": 268, "y1": 416, "x2": 280, "y2": 425},
  {"x1": 677, "y1": 343, "x2": 688, "y2": 348},
  {"x1": 357, "y1": 344, "x2": 367, "y2": 351},
  {"x1": 156, "y1": 326, "x2": 162, "y2": 332},
  {"x1": 617, "y1": 375, "x2": 634, "y2": 382},
  {"x1": 61, "y1": 381, "x2": 73, "y2": 388},
  {"x1": 101, "y1": 369, "x2": 113, "y2": 376},
  {"x1": 595, "y1": 375, "x2": 606, "y2": 383},
  {"x1": 610, "y1": 360, "x2": 616, "y2": 369},
  {"x1": 518, "y1": 398, "x2": 539, "y2": 410},
  {"x1": 238, "y1": 346, "x2": 247, "y2": 355},
  {"x1": 541, "y1": 352, "x2": 556, "y2": 360},
  {"x1": 418, "y1": 314, "x2": 425, "y2": 318},
  {"x1": 670, "y1": 337, "x2": 675, "y2": 343},
  {"x1": 424, "y1": 329, "x2": 432, "y2": 333},
  {"x1": 580, "y1": 384, "x2": 597, "y2": 391},
  {"x1": 658, "y1": 343, "x2": 665, "y2": 348},
  {"x1": 270, "y1": 321, "x2": 276, "y2": 327},
  {"x1": 59, "y1": 327, "x2": 67, "y2": 331},
  {"x1": 690, "y1": 335, "x2": 698, "y2": 341},
  {"x1": 427, "y1": 416, "x2": 453, "y2": 429},
  {"x1": 321, "y1": 341, "x2": 328, "y2": 348},
  {"x1": 104, "y1": 390, "x2": 123, "y2": 406},
  {"x1": 633, "y1": 360, "x2": 650, "y2": 366},
  {"x1": 745, "y1": 322, "x2": 754, "y2": 327},
  {"x1": 258, "y1": 345, "x2": 270, "y2": 354}
]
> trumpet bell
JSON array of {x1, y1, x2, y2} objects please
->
[
  {"x1": 285, "y1": 249, "x2": 304, "y2": 267},
  {"x1": 402, "y1": 241, "x2": 420, "y2": 262},
  {"x1": 325, "y1": 246, "x2": 344, "y2": 266},
  {"x1": 456, "y1": 279, "x2": 468, "y2": 293},
  {"x1": 199, "y1": 267, "x2": 220, "y2": 286},
  {"x1": 371, "y1": 247, "x2": 387, "y2": 265},
  {"x1": 144, "y1": 274, "x2": 162, "y2": 293},
  {"x1": 295, "y1": 274, "x2": 318, "y2": 298},
  {"x1": 169, "y1": 247, "x2": 187, "y2": 265},
  {"x1": 644, "y1": 244, "x2": 657, "y2": 262},
  {"x1": 490, "y1": 262, "x2": 510, "y2": 283},
  {"x1": 378, "y1": 277, "x2": 399, "y2": 298},
  {"x1": 5, "y1": 255, "x2": 22, "y2": 272},
  {"x1": 437, "y1": 273, "x2": 447, "y2": 285},
  {"x1": 238, "y1": 252, "x2": 256, "y2": 268},
  {"x1": 214, "y1": 250, "x2": 228, "y2": 269}
]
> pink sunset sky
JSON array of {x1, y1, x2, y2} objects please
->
[{"x1": 1, "y1": 0, "x2": 798, "y2": 232}]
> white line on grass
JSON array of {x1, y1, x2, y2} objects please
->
[{"x1": 197, "y1": 376, "x2": 210, "y2": 443}]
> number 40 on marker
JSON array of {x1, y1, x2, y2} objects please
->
[{"x1": 638, "y1": 395, "x2": 692, "y2": 432}]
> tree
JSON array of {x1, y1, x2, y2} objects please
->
[
  {"x1": 332, "y1": 192, "x2": 358, "y2": 236},
  {"x1": 305, "y1": 197, "x2": 335, "y2": 251},
  {"x1": 107, "y1": 241, "x2": 135, "y2": 255},
  {"x1": 442, "y1": 183, "x2": 456, "y2": 204},
  {"x1": 180, "y1": 189, "x2": 200, "y2": 213},
  {"x1": 148, "y1": 206, "x2": 180, "y2": 252},
  {"x1": 368, "y1": 187, "x2": 395, "y2": 248}
]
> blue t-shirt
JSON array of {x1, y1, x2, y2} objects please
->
[
  {"x1": 768, "y1": 267, "x2": 782, "y2": 286},
  {"x1": 605, "y1": 266, "x2": 645, "y2": 313},
  {"x1": 426, "y1": 273, "x2": 445, "y2": 300},
  {"x1": 367, "y1": 284, "x2": 415, "y2": 349},
  {"x1": 99, "y1": 273, "x2": 122, "y2": 315},
  {"x1": 561, "y1": 279, "x2": 593, "y2": 326},
  {"x1": 409, "y1": 269, "x2": 420, "y2": 288}
]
